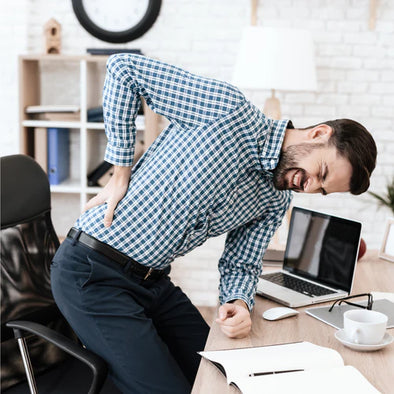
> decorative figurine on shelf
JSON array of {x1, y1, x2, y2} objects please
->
[{"x1": 44, "y1": 18, "x2": 61, "y2": 54}]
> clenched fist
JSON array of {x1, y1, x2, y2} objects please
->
[{"x1": 216, "y1": 300, "x2": 252, "y2": 339}]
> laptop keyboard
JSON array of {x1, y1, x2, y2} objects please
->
[{"x1": 263, "y1": 272, "x2": 336, "y2": 297}]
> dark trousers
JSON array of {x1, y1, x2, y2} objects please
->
[{"x1": 50, "y1": 237, "x2": 209, "y2": 394}]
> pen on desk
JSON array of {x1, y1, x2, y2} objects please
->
[{"x1": 249, "y1": 369, "x2": 304, "y2": 377}]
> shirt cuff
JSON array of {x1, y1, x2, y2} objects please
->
[
  {"x1": 221, "y1": 293, "x2": 254, "y2": 311},
  {"x1": 104, "y1": 143, "x2": 135, "y2": 166}
]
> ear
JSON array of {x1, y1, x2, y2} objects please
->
[{"x1": 306, "y1": 124, "x2": 333, "y2": 143}]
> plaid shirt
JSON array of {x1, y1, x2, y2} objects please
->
[{"x1": 76, "y1": 54, "x2": 292, "y2": 309}]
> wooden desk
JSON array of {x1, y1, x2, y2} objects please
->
[{"x1": 192, "y1": 251, "x2": 394, "y2": 393}]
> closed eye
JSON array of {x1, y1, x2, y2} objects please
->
[
  {"x1": 322, "y1": 164, "x2": 328, "y2": 182},
  {"x1": 320, "y1": 164, "x2": 328, "y2": 195}
]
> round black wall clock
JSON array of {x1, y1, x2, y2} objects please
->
[{"x1": 71, "y1": 0, "x2": 162, "y2": 43}]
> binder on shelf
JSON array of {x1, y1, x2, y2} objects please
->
[
  {"x1": 97, "y1": 166, "x2": 114, "y2": 187},
  {"x1": 34, "y1": 127, "x2": 47, "y2": 173},
  {"x1": 87, "y1": 106, "x2": 144, "y2": 124},
  {"x1": 87, "y1": 106, "x2": 103, "y2": 122},
  {"x1": 87, "y1": 161, "x2": 113, "y2": 186},
  {"x1": 47, "y1": 128, "x2": 70, "y2": 185}
]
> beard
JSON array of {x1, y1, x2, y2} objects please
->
[{"x1": 272, "y1": 143, "x2": 325, "y2": 191}]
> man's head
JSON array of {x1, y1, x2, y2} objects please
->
[{"x1": 273, "y1": 119, "x2": 377, "y2": 195}]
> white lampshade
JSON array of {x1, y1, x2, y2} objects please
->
[{"x1": 233, "y1": 26, "x2": 317, "y2": 92}]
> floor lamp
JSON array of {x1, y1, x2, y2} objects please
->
[{"x1": 232, "y1": 26, "x2": 317, "y2": 120}]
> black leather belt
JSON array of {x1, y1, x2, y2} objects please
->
[{"x1": 67, "y1": 228, "x2": 164, "y2": 280}]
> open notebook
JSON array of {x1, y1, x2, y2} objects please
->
[{"x1": 199, "y1": 342, "x2": 378, "y2": 394}]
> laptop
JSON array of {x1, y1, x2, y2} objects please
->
[{"x1": 257, "y1": 206, "x2": 361, "y2": 308}]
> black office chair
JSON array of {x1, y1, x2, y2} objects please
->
[{"x1": 1, "y1": 154, "x2": 119, "y2": 394}]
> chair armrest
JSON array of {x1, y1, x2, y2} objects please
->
[
  {"x1": 6, "y1": 320, "x2": 107, "y2": 394},
  {"x1": 1, "y1": 303, "x2": 61, "y2": 342}
]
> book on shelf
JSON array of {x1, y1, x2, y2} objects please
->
[
  {"x1": 199, "y1": 341, "x2": 378, "y2": 394},
  {"x1": 26, "y1": 105, "x2": 80, "y2": 113},
  {"x1": 40, "y1": 112, "x2": 80, "y2": 121},
  {"x1": 47, "y1": 128, "x2": 70, "y2": 185},
  {"x1": 26, "y1": 105, "x2": 81, "y2": 121},
  {"x1": 34, "y1": 127, "x2": 47, "y2": 173}
]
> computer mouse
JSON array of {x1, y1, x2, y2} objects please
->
[{"x1": 262, "y1": 307, "x2": 299, "y2": 321}]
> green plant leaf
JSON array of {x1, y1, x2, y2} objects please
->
[{"x1": 368, "y1": 177, "x2": 394, "y2": 215}]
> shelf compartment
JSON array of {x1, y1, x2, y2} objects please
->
[
  {"x1": 86, "y1": 122, "x2": 105, "y2": 129},
  {"x1": 86, "y1": 186, "x2": 103, "y2": 194},
  {"x1": 50, "y1": 178, "x2": 81, "y2": 193},
  {"x1": 19, "y1": 55, "x2": 162, "y2": 236}
]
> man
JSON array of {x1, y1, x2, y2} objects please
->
[{"x1": 51, "y1": 54, "x2": 377, "y2": 393}]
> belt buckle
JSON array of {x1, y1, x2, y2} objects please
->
[{"x1": 143, "y1": 268, "x2": 153, "y2": 280}]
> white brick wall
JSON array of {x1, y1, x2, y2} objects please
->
[{"x1": 1, "y1": 0, "x2": 393, "y2": 305}]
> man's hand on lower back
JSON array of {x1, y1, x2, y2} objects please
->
[
  {"x1": 84, "y1": 166, "x2": 132, "y2": 227},
  {"x1": 216, "y1": 300, "x2": 252, "y2": 339}
]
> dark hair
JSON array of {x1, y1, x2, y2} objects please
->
[{"x1": 306, "y1": 119, "x2": 377, "y2": 195}]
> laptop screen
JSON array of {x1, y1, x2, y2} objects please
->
[{"x1": 283, "y1": 207, "x2": 361, "y2": 292}]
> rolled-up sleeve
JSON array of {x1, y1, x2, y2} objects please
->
[
  {"x1": 103, "y1": 53, "x2": 245, "y2": 166},
  {"x1": 218, "y1": 202, "x2": 291, "y2": 310}
]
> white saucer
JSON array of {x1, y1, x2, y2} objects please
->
[{"x1": 335, "y1": 330, "x2": 393, "y2": 351}]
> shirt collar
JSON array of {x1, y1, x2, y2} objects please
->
[{"x1": 259, "y1": 118, "x2": 293, "y2": 171}]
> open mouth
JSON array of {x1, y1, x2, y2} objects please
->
[{"x1": 290, "y1": 169, "x2": 308, "y2": 192}]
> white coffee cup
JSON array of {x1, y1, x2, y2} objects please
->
[{"x1": 343, "y1": 309, "x2": 388, "y2": 345}]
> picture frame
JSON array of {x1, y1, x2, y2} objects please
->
[{"x1": 379, "y1": 218, "x2": 394, "y2": 262}]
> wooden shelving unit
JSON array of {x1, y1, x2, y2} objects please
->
[{"x1": 19, "y1": 54, "x2": 162, "y2": 229}]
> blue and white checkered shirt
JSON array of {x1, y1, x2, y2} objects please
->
[{"x1": 76, "y1": 54, "x2": 293, "y2": 309}]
